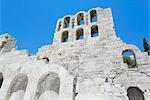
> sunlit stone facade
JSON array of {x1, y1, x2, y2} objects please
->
[{"x1": 0, "y1": 8, "x2": 150, "y2": 100}]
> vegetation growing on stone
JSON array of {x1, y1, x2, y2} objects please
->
[
  {"x1": 143, "y1": 38, "x2": 150, "y2": 55},
  {"x1": 123, "y1": 56, "x2": 136, "y2": 68}
]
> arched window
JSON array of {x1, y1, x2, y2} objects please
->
[
  {"x1": 127, "y1": 87, "x2": 145, "y2": 100},
  {"x1": 122, "y1": 49, "x2": 137, "y2": 68},
  {"x1": 91, "y1": 25, "x2": 99, "y2": 37},
  {"x1": 90, "y1": 10, "x2": 97, "y2": 22},
  {"x1": 57, "y1": 21, "x2": 62, "y2": 31},
  {"x1": 8, "y1": 74, "x2": 28, "y2": 100},
  {"x1": 63, "y1": 17, "x2": 70, "y2": 28},
  {"x1": 76, "y1": 28, "x2": 84, "y2": 40},
  {"x1": 61, "y1": 31, "x2": 69, "y2": 42},
  {"x1": 0, "y1": 73, "x2": 3, "y2": 88},
  {"x1": 42, "y1": 57, "x2": 49, "y2": 64},
  {"x1": 77, "y1": 13, "x2": 84, "y2": 25},
  {"x1": 35, "y1": 72, "x2": 60, "y2": 100}
]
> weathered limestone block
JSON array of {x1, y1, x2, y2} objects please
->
[
  {"x1": 99, "y1": 83, "x2": 128, "y2": 100},
  {"x1": 38, "y1": 91, "x2": 58, "y2": 100},
  {"x1": 9, "y1": 90, "x2": 25, "y2": 100},
  {"x1": 0, "y1": 34, "x2": 16, "y2": 53}
]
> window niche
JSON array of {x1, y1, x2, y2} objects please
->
[
  {"x1": 76, "y1": 28, "x2": 84, "y2": 40},
  {"x1": 8, "y1": 75, "x2": 28, "y2": 100},
  {"x1": 42, "y1": 57, "x2": 49, "y2": 64},
  {"x1": 57, "y1": 21, "x2": 62, "y2": 31},
  {"x1": 122, "y1": 49, "x2": 137, "y2": 68},
  {"x1": 77, "y1": 13, "x2": 84, "y2": 25},
  {"x1": 35, "y1": 72, "x2": 60, "y2": 100},
  {"x1": 63, "y1": 17, "x2": 70, "y2": 28},
  {"x1": 90, "y1": 10, "x2": 97, "y2": 22},
  {"x1": 61, "y1": 31, "x2": 69, "y2": 42},
  {"x1": 0, "y1": 73, "x2": 3, "y2": 88},
  {"x1": 73, "y1": 77, "x2": 78, "y2": 100},
  {"x1": 91, "y1": 25, "x2": 99, "y2": 37}
]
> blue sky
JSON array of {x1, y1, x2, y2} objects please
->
[{"x1": 0, "y1": 0, "x2": 149, "y2": 53}]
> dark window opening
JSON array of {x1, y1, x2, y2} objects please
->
[
  {"x1": 122, "y1": 49, "x2": 137, "y2": 68},
  {"x1": 90, "y1": 10, "x2": 97, "y2": 22},
  {"x1": 143, "y1": 38, "x2": 150, "y2": 55},
  {"x1": 57, "y1": 21, "x2": 62, "y2": 31},
  {"x1": 105, "y1": 78, "x2": 108, "y2": 82},
  {"x1": 42, "y1": 57, "x2": 49, "y2": 63},
  {"x1": 91, "y1": 25, "x2": 99, "y2": 37},
  {"x1": 0, "y1": 73, "x2": 3, "y2": 88},
  {"x1": 77, "y1": 13, "x2": 84, "y2": 25},
  {"x1": 76, "y1": 28, "x2": 84, "y2": 40},
  {"x1": 73, "y1": 77, "x2": 78, "y2": 100},
  {"x1": 127, "y1": 87, "x2": 145, "y2": 100},
  {"x1": 63, "y1": 17, "x2": 70, "y2": 28},
  {"x1": 61, "y1": 31, "x2": 69, "y2": 42}
]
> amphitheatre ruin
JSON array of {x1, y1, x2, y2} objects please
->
[{"x1": 0, "y1": 8, "x2": 150, "y2": 100}]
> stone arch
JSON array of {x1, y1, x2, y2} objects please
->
[
  {"x1": 122, "y1": 45, "x2": 141, "y2": 55},
  {"x1": 122, "y1": 49, "x2": 137, "y2": 68},
  {"x1": 32, "y1": 64, "x2": 74, "y2": 100},
  {"x1": 127, "y1": 87, "x2": 145, "y2": 100},
  {"x1": 90, "y1": 10, "x2": 97, "y2": 22},
  {"x1": 0, "y1": 72, "x2": 3, "y2": 88},
  {"x1": 63, "y1": 16, "x2": 70, "y2": 28},
  {"x1": 76, "y1": 28, "x2": 84, "y2": 40},
  {"x1": 35, "y1": 72, "x2": 60, "y2": 100},
  {"x1": 61, "y1": 31, "x2": 69, "y2": 42},
  {"x1": 77, "y1": 13, "x2": 84, "y2": 25},
  {"x1": 91, "y1": 25, "x2": 99, "y2": 37},
  {"x1": 112, "y1": 70, "x2": 150, "y2": 100},
  {"x1": 7, "y1": 74, "x2": 28, "y2": 100}
]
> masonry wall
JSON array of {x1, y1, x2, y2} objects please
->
[
  {"x1": 37, "y1": 36, "x2": 150, "y2": 100},
  {"x1": 0, "y1": 50, "x2": 74, "y2": 100},
  {"x1": 53, "y1": 8, "x2": 116, "y2": 44},
  {"x1": 0, "y1": 8, "x2": 150, "y2": 100}
]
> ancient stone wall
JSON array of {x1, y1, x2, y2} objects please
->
[
  {"x1": 54, "y1": 8, "x2": 116, "y2": 44},
  {"x1": 0, "y1": 8, "x2": 150, "y2": 100}
]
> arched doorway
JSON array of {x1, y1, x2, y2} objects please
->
[
  {"x1": 7, "y1": 74, "x2": 28, "y2": 100},
  {"x1": 0, "y1": 73, "x2": 3, "y2": 88},
  {"x1": 35, "y1": 72, "x2": 60, "y2": 100},
  {"x1": 127, "y1": 87, "x2": 145, "y2": 100}
]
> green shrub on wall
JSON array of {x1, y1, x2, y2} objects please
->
[{"x1": 123, "y1": 56, "x2": 137, "y2": 68}]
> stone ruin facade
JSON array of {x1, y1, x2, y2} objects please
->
[{"x1": 0, "y1": 7, "x2": 150, "y2": 100}]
